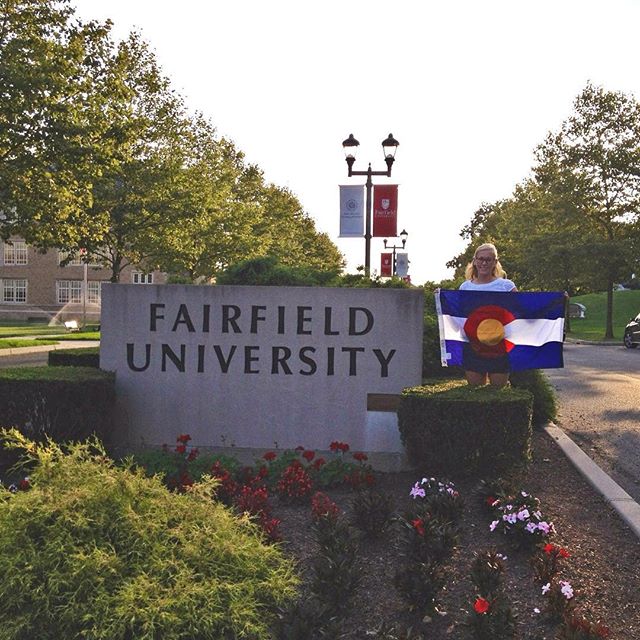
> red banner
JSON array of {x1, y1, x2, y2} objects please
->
[
  {"x1": 381, "y1": 252, "x2": 392, "y2": 277},
  {"x1": 372, "y1": 184, "x2": 398, "y2": 237}
]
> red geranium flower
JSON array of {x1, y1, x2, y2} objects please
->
[
  {"x1": 474, "y1": 597, "x2": 490, "y2": 614},
  {"x1": 302, "y1": 450, "x2": 315, "y2": 462},
  {"x1": 263, "y1": 451, "x2": 277, "y2": 461},
  {"x1": 411, "y1": 518, "x2": 425, "y2": 536},
  {"x1": 176, "y1": 434, "x2": 191, "y2": 444},
  {"x1": 175, "y1": 444, "x2": 187, "y2": 454},
  {"x1": 559, "y1": 548, "x2": 570, "y2": 558},
  {"x1": 295, "y1": 445, "x2": 305, "y2": 452},
  {"x1": 543, "y1": 543, "x2": 556, "y2": 554},
  {"x1": 187, "y1": 447, "x2": 199, "y2": 462},
  {"x1": 313, "y1": 457, "x2": 326, "y2": 469},
  {"x1": 352, "y1": 452, "x2": 368, "y2": 462},
  {"x1": 486, "y1": 495, "x2": 496, "y2": 505}
]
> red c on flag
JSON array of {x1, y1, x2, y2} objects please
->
[{"x1": 463, "y1": 305, "x2": 516, "y2": 358}]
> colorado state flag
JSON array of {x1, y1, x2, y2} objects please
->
[{"x1": 435, "y1": 289, "x2": 565, "y2": 371}]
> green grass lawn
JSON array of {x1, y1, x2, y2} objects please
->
[
  {"x1": 0, "y1": 324, "x2": 67, "y2": 338},
  {"x1": 0, "y1": 322, "x2": 99, "y2": 340},
  {"x1": 36, "y1": 331, "x2": 100, "y2": 341},
  {"x1": 0, "y1": 338, "x2": 59, "y2": 350},
  {"x1": 566, "y1": 289, "x2": 640, "y2": 341}
]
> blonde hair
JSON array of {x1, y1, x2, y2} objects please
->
[{"x1": 464, "y1": 242, "x2": 507, "y2": 280}]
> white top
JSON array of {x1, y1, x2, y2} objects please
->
[{"x1": 459, "y1": 277, "x2": 516, "y2": 292}]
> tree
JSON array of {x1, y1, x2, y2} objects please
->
[
  {"x1": 0, "y1": 0, "x2": 112, "y2": 244},
  {"x1": 534, "y1": 83, "x2": 640, "y2": 338}
]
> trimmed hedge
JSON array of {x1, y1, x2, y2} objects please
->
[
  {"x1": 510, "y1": 369, "x2": 557, "y2": 426},
  {"x1": 48, "y1": 346, "x2": 100, "y2": 368},
  {"x1": 398, "y1": 379, "x2": 534, "y2": 476},
  {"x1": 0, "y1": 367, "x2": 115, "y2": 462}
]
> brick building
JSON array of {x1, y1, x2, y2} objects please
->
[{"x1": 0, "y1": 237, "x2": 167, "y2": 323}]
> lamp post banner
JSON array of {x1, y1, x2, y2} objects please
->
[
  {"x1": 396, "y1": 252, "x2": 409, "y2": 277},
  {"x1": 373, "y1": 184, "x2": 398, "y2": 237},
  {"x1": 381, "y1": 252, "x2": 392, "y2": 276},
  {"x1": 339, "y1": 185, "x2": 364, "y2": 237}
]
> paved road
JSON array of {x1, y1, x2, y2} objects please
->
[{"x1": 546, "y1": 342, "x2": 640, "y2": 502}]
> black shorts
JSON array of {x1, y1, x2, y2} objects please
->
[{"x1": 462, "y1": 344, "x2": 510, "y2": 374}]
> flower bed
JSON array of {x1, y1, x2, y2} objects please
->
[{"x1": 4, "y1": 430, "x2": 638, "y2": 638}]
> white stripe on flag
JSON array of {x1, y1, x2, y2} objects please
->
[
  {"x1": 441, "y1": 315, "x2": 564, "y2": 346},
  {"x1": 504, "y1": 318, "x2": 564, "y2": 346}
]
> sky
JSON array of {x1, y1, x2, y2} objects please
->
[{"x1": 71, "y1": 0, "x2": 640, "y2": 284}]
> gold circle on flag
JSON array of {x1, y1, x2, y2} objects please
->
[{"x1": 476, "y1": 318, "x2": 505, "y2": 346}]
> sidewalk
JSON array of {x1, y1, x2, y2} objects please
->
[{"x1": 545, "y1": 423, "x2": 640, "y2": 540}]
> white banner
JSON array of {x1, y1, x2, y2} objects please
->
[
  {"x1": 339, "y1": 185, "x2": 364, "y2": 237},
  {"x1": 396, "y1": 252, "x2": 409, "y2": 277}
]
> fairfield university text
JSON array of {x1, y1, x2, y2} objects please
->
[{"x1": 124, "y1": 302, "x2": 398, "y2": 377}]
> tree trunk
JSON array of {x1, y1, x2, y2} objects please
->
[
  {"x1": 605, "y1": 277, "x2": 614, "y2": 339},
  {"x1": 110, "y1": 254, "x2": 123, "y2": 283}
]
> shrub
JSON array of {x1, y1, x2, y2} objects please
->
[
  {"x1": 509, "y1": 369, "x2": 557, "y2": 426},
  {"x1": 398, "y1": 381, "x2": 533, "y2": 476},
  {"x1": 216, "y1": 256, "x2": 340, "y2": 287},
  {"x1": 0, "y1": 367, "x2": 115, "y2": 466},
  {"x1": 48, "y1": 346, "x2": 100, "y2": 368},
  {"x1": 0, "y1": 430, "x2": 298, "y2": 640},
  {"x1": 350, "y1": 488, "x2": 394, "y2": 538}
]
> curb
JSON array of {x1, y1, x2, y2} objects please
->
[
  {"x1": 544, "y1": 424, "x2": 640, "y2": 540},
  {"x1": 564, "y1": 338, "x2": 621, "y2": 346},
  {"x1": 0, "y1": 341, "x2": 100, "y2": 357}
]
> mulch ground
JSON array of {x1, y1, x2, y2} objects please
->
[{"x1": 273, "y1": 429, "x2": 640, "y2": 639}]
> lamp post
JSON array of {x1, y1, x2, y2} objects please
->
[
  {"x1": 342, "y1": 133, "x2": 399, "y2": 276},
  {"x1": 383, "y1": 229, "x2": 408, "y2": 276}
]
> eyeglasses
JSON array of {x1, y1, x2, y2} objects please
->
[{"x1": 475, "y1": 257, "x2": 495, "y2": 264}]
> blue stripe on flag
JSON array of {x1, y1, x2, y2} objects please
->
[
  {"x1": 439, "y1": 290, "x2": 565, "y2": 320},
  {"x1": 507, "y1": 343, "x2": 564, "y2": 371}
]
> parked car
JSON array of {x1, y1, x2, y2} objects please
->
[{"x1": 623, "y1": 312, "x2": 640, "y2": 348}]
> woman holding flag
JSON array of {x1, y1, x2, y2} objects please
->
[{"x1": 459, "y1": 243, "x2": 517, "y2": 387}]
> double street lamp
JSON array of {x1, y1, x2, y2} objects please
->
[
  {"x1": 342, "y1": 133, "x2": 400, "y2": 276},
  {"x1": 383, "y1": 229, "x2": 408, "y2": 276}
]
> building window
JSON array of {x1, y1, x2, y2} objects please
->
[
  {"x1": 87, "y1": 281, "x2": 102, "y2": 305},
  {"x1": 2, "y1": 278, "x2": 27, "y2": 303},
  {"x1": 56, "y1": 280, "x2": 83, "y2": 304},
  {"x1": 132, "y1": 272, "x2": 153, "y2": 284},
  {"x1": 3, "y1": 241, "x2": 28, "y2": 265}
]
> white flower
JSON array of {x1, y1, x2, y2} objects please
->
[
  {"x1": 505, "y1": 504, "x2": 513, "y2": 511},
  {"x1": 533, "y1": 607, "x2": 540, "y2": 614},
  {"x1": 533, "y1": 510, "x2": 542, "y2": 519},
  {"x1": 521, "y1": 491, "x2": 529, "y2": 497},
  {"x1": 537, "y1": 521, "x2": 551, "y2": 534},
  {"x1": 560, "y1": 581, "x2": 574, "y2": 599},
  {"x1": 490, "y1": 520, "x2": 500, "y2": 531},
  {"x1": 517, "y1": 509, "x2": 530, "y2": 521},
  {"x1": 542, "y1": 583, "x2": 551, "y2": 595},
  {"x1": 496, "y1": 553, "x2": 508, "y2": 560}
]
